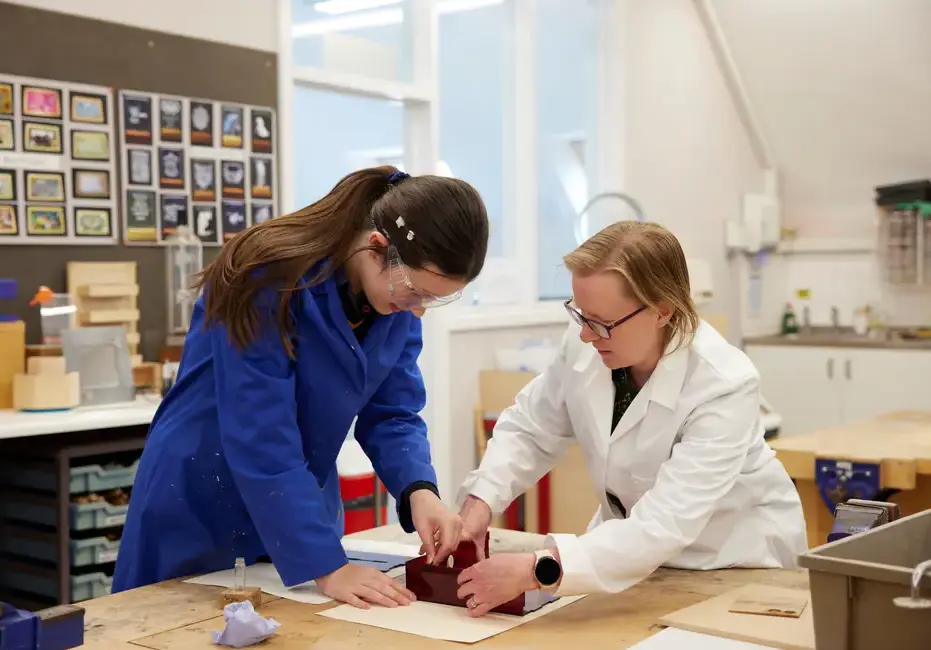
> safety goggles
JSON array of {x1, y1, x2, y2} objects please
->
[
  {"x1": 564, "y1": 300, "x2": 646, "y2": 340},
  {"x1": 387, "y1": 244, "x2": 463, "y2": 310}
]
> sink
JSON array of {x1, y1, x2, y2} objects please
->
[{"x1": 779, "y1": 327, "x2": 881, "y2": 346}]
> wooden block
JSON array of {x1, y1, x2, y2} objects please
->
[
  {"x1": 83, "y1": 309, "x2": 140, "y2": 324},
  {"x1": 13, "y1": 371, "x2": 80, "y2": 411},
  {"x1": 80, "y1": 284, "x2": 139, "y2": 298},
  {"x1": 658, "y1": 584, "x2": 815, "y2": 650},
  {"x1": 728, "y1": 591, "x2": 808, "y2": 618},
  {"x1": 27, "y1": 356, "x2": 67, "y2": 375},
  {"x1": 218, "y1": 587, "x2": 262, "y2": 609},
  {"x1": 132, "y1": 362, "x2": 163, "y2": 393},
  {"x1": 0, "y1": 320, "x2": 26, "y2": 409},
  {"x1": 25, "y1": 344, "x2": 63, "y2": 358}
]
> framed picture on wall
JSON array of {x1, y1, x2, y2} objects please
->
[
  {"x1": 0, "y1": 169, "x2": 15, "y2": 201},
  {"x1": 0, "y1": 74, "x2": 117, "y2": 246},
  {"x1": 118, "y1": 89, "x2": 277, "y2": 246},
  {"x1": 26, "y1": 205, "x2": 66, "y2": 236},
  {"x1": 25, "y1": 171, "x2": 65, "y2": 202},
  {"x1": 221, "y1": 105, "x2": 243, "y2": 148},
  {"x1": 190, "y1": 101, "x2": 213, "y2": 146},
  {"x1": 0, "y1": 119, "x2": 13, "y2": 150},
  {"x1": 0, "y1": 83, "x2": 12, "y2": 114},
  {"x1": 71, "y1": 130, "x2": 110, "y2": 161},
  {"x1": 22, "y1": 86, "x2": 62, "y2": 119},
  {"x1": 75, "y1": 207, "x2": 112, "y2": 237},
  {"x1": 23, "y1": 121, "x2": 62, "y2": 154},
  {"x1": 0, "y1": 204, "x2": 18, "y2": 236},
  {"x1": 70, "y1": 92, "x2": 107, "y2": 124},
  {"x1": 72, "y1": 169, "x2": 111, "y2": 199}
]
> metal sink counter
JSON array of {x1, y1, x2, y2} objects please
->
[{"x1": 743, "y1": 326, "x2": 931, "y2": 350}]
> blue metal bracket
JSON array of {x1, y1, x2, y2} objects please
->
[{"x1": 815, "y1": 459, "x2": 881, "y2": 513}]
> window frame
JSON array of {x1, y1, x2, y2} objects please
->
[{"x1": 280, "y1": 0, "x2": 624, "y2": 501}]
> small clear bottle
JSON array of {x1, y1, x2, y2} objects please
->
[{"x1": 233, "y1": 557, "x2": 247, "y2": 589}]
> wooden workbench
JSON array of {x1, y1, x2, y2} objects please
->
[
  {"x1": 770, "y1": 410, "x2": 931, "y2": 547},
  {"x1": 78, "y1": 525, "x2": 807, "y2": 650}
]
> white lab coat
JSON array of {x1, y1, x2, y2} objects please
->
[{"x1": 457, "y1": 320, "x2": 807, "y2": 596}]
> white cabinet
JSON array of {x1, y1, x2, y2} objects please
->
[
  {"x1": 745, "y1": 346, "x2": 843, "y2": 436},
  {"x1": 744, "y1": 344, "x2": 931, "y2": 436}
]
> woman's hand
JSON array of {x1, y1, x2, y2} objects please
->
[
  {"x1": 459, "y1": 495, "x2": 493, "y2": 559},
  {"x1": 456, "y1": 552, "x2": 538, "y2": 617},
  {"x1": 317, "y1": 563, "x2": 416, "y2": 609},
  {"x1": 410, "y1": 489, "x2": 462, "y2": 565}
]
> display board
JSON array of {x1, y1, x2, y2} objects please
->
[
  {"x1": 0, "y1": 73, "x2": 118, "y2": 245},
  {"x1": 117, "y1": 90, "x2": 277, "y2": 246}
]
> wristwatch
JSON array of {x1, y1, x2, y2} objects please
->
[{"x1": 533, "y1": 549, "x2": 562, "y2": 588}]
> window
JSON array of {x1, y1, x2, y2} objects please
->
[
  {"x1": 292, "y1": 88, "x2": 403, "y2": 208},
  {"x1": 535, "y1": 0, "x2": 602, "y2": 300},
  {"x1": 291, "y1": 0, "x2": 413, "y2": 82},
  {"x1": 438, "y1": 0, "x2": 510, "y2": 258}
]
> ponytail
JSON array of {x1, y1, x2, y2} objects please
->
[{"x1": 195, "y1": 166, "x2": 398, "y2": 357}]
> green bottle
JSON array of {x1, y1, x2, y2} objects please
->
[{"x1": 781, "y1": 303, "x2": 799, "y2": 335}]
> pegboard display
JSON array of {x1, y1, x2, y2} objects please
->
[
  {"x1": 117, "y1": 89, "x2": 277, "y2": 246},
  {"x1": 0, "y1": 73, "x2": 117, "y2": 245}
]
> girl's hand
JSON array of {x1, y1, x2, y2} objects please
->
[
  {"x1": 410, "y1": 489, "x2": 462, "y2": 564},
  {"x1": 317, "y1": 564, "x2": 416, "y2": 609}
]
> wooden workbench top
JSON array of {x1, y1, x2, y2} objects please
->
[
  {"x1": 770, "y1": 411, "x2": 931, "y2": 488},
  {"x1": 79, "y1": 525, "x2": 807, "y2": 649}
]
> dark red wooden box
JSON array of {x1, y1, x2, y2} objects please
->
[{"x1": 404, "y1": 532, "x2": 557, "y2": 616}]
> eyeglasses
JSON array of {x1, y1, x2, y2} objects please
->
[
  {"x1": 564, "y1": 300, "x2": 646, "y2": 340},
  {"x1": 386, "y1": 244, "x2": 463, "y2": 309}
]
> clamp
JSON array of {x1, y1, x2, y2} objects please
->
[{"x1": 815, "y1": 459, "x2": 881, "y2": 513}]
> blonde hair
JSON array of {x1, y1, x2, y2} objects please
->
[{"x1": 563, "y1": 220, "x2": 700, "y2": 350}]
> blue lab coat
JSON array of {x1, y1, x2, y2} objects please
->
[{"x1": 111, "y1": 270, "x2": 437, "y2": 591}]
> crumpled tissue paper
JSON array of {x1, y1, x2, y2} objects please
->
[{"x1": 211, "y1": 600, "x2": 281, "y2": 647}]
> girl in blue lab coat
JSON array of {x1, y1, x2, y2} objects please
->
[{"x1": 112, "y1": 167, "x2": 489, "y2": 609}]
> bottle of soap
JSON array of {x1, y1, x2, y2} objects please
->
[{"x1": 781, "y1": 303, "x2": 799, "y2": 336}]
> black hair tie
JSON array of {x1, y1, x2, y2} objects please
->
[{"x1": 387, "y1": 170, "x2": 411, "y2": 186}]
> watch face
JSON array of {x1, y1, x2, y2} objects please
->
[{"x1": 535, "y1": 556, "x2": 561, "y2": 587}]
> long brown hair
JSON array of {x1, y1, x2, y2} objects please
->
[
  {"x1": 563, "y1": 221, "x2": 700, "y2": 351},
  {"x1": 194, "y1": 166, "x2": 488, "y2": 357}
]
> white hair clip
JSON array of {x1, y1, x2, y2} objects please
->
[
  {"x1": 406, "y1": 230, "x2": 415, "y2": 241},
  {"x1": 395, "y1": 216, "x2": 406, "y2": 228}
]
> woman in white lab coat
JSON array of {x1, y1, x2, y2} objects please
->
[{"x1": 453, "y1": 221, "x2": 807, "y2": 617}]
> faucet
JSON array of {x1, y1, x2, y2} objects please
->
[
  {"x1": 830, "y1": 306, "x2": 840, "y2": 332},
  {"x1": 893, "y1": 558, "x2": 931, "y2": 609}
]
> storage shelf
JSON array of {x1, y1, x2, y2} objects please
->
[
  {"x1": 0, "y1": 459, "x2": 139, "y2": 494},
  {"x1": 0, "y1": 429, "x2": 145, "y2": 608}
]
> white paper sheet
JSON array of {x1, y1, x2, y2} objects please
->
[
  {"x1": 630, "y1": 628, "x2": 775, "y2": 650},
  {"x1": 317, "y1": 594, "x2": 587, "y2": 644},
  {"x1": 341, "y1": 539, "x2": 421, "y2": 558},
  {"x1": 183, "y1": 539, "x2": 421, "y2": 605}
]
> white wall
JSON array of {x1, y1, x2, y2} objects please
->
[
  {"x1": 446, "y1": 323, "x2": 567, "y2": 494},
  {"x1": 1, "y1": 0, "x2": 279, "y2": 51},
  {"x1": 621, "y1": 0, "x2": 764, "y2": 343},
  {"x1": 706, "y1": 0, "x2": 931, "y2": 330},
  {"x1": 618, "y1": 0, "x2": 931, "y2": 336},
  {"x1": 711, "y1": 0, "x2": 931, "y2": 240}
]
